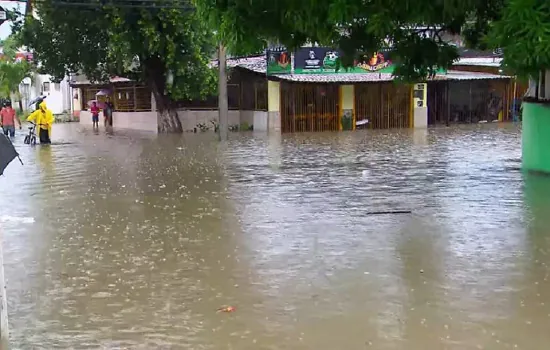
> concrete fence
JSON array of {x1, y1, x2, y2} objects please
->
[{"x1": 79, "y1": 109, "x2": 269, "y2": 133}]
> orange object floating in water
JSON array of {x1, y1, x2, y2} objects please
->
[{"x1": 217, "y1": 306, "x2": 236, "y2": 313}]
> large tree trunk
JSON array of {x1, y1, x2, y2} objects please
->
[
  {"x1": 145, "y1": 56, "x2": 183, "y2": 133},
  {"x1": 154, "y1": 91, "x2": 182, "y2": 133},
  {"x1": 218, "y1": 43, "x2": 228, "y2": 141}
]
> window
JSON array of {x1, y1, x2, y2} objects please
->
[
  {"x1": 54, "y1": 83, "x2": 61, "y2": 91},
  {"x1": 42, "y1": 82, "x2": 50, "y2": 93}
]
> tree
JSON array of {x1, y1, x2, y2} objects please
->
[
  {"x1": 13, "y1": 0, "x2": 218, "y2": 132},
  {"x1": 0, "y1": 60, "x2": 33, "y2": 111},
  {"x1": 488, "y1": 0, "x2": 550, "y2": 83},
  {"x1": 0, "y1": 32, "x2": 22, "y2": 60},
  {"x1": 0, "y1": 33, "x2": 33, "y2": 111},
  {"x1": 193, "y1": 0, "x2": 504, "y2": 81}
]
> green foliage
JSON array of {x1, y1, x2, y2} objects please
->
[
  {"x1": 0, "y1": 32, "x2": 23, "y2": 60},
  {"x1": 0, "y1": 60, "x2": 33, "y2": 99},
  {"x1": 194, "y1": 0, "x2": 505, "y2": 81},
  {"x1": 16, "y1": 109, "x2": 30, "y2": 122},
  {"x1": 12, "y1": 0, "x2": 217, "y2": 104},
  {"x1": 488, "y1": 0, "x2": 550, "y2": 79}
]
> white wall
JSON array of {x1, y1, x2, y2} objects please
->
[
  {"x1": 21, "y1": 74, "x2": 71, "y2": 114},
  {"x1": 80, "y1": 110, "x2": 158, "y2": 132},
  {"x1": 253, "y1": 111, "x2": 268, "y2": 131},
  {"x1": 78, "y1": 89, "x2": 265, "y2": 133}
]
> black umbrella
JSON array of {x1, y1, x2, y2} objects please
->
[
  {"x1": 0, "y1": 134, "x2": 23, "y2": 175},
  {"x1": 28, "y1": 95, "x2": 46, "y2": 107}
]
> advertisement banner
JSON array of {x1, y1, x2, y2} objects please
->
[
  {"x1": 266, "y1": 48, "x2": 291, "y2": 75},
  {"x1": 293, "y1": 47, "x2": 394, "y2": 74}
]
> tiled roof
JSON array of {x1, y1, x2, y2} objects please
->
[
  {"x1": 271, "y1": 73, "x2": 394, "y2": 83},
  {"x1": 210, "y1": 55, "x2": 266, "y2": 73},
  {"x1": 269, "y1": 70, "x2": 509, "y2": 83},
  {"x1": 223, "y1": 55, "x2": 509, "y2": 83}
]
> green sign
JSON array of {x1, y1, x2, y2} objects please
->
[
  {"x1": 293, "y1": 48, "x2": 395, "y2": 74},
  {"x1": 266, "y1": 47, "x2": 448, "y2": 75},
  {"x1": 293, "y1": 65, "x2": 395, "y2": 74}
]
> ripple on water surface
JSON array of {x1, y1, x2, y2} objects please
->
[{"x1": 2, "y1": 123, "x2": 550, "y2": 349}]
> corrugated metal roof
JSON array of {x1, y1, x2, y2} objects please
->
[
  {"x1": 70, "y1": 76, "x2": 132, "y2": 86},
  {"x1": 439, "y1": 70, "x2": 508, "y2": 80},
  {"x1": 453, "y1": 57, "x2": 502, "y2": 67}
]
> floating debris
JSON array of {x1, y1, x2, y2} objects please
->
[
  {"x1": 366, "y1": 210, "x2": 412, "y2": 215},
  {"x1": 217, "y1": 306, "x2": 236, "y2": 313}
]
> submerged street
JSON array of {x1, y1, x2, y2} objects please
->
[{"x1": 1, "y1": 123, "x2": 550, "y2": 349}]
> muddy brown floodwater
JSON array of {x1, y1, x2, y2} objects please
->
[{"x1": 1, "y1": 123, "x2": 549, "y2": 349}]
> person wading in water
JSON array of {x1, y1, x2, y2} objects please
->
[
  {"x1": 0, "y1": 101, "x2": 21, "y2": 138},
  {"x1": 103, "y1": 96, "x2": 114, "y2": 127},
  {"x1": 90, "y1": 101, "x2": 100, "y2": 129},
  {"x1": 27, "y1": 101, "x2": 54, "y2": 144}
]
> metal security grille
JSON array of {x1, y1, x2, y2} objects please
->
[
  {"x1": 428, "y1": 79, "x2": 513, "y2": 125},
  {"x1": 280, "y1": 83, "x2": 340, "y2": 133},
  {"x1": 354, "y1": 83, "x2": 411, "y2": 129}
]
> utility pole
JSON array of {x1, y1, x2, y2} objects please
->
[{"x1": 218, "y1": 43, "x2": 228, "y2": 141}]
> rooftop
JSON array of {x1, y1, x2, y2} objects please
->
[
  {"x1": 70, "y1": 76, "x2": 132, "y2": 87},
  {"x1": 453, "y1": 57, "x2": 503, "y2": 67},
  {"x1": 72, "y1": 54, "x2": 508, "y2": 87},
  {"x1": 223, "y1": 55, "x2": 509, "y2": 83},
  {"x1": 266, "y1": 70, "x2": 509, "y2": 83}
]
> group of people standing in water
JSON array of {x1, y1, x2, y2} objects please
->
[{"x1": 90, "y1": 96, "x2": 114, "y2": 129}]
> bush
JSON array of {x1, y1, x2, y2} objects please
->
[{"x1": 16, "y1": 110, "x2": 30, "y2": 122}]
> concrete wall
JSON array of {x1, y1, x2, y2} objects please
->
[
  {"x1": 240, "y1": 110, "x2": 255, "y2": 126},
  {"x1": 522, "y1": 102, "x2": 550, "y2": 174},
  {"x1": 253, "y1": 111, "x2": 268, "y2": 131},
  {"x1": 80, "y1": 106, "x2": 266, "y2": 133},
  {"x1": 413, "y1": 107, "x2": 428, "y2": 128},
  {"x1": 177, "y1": 110, "x2": 240, "y2": 131},
  {"x1": 80, "y1": 110, "x2": 158, "y2": 132},
  {"x1": 177, "y1": 109, "x2": 264, "y2": 131}
]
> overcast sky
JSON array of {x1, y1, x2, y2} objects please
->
[{"x1": 0, "y1": 1, "x2": 26, "y2": 40}]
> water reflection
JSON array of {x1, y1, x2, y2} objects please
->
[{"x1": 2, "y1": 123, "x2": 550, "y2": 348}]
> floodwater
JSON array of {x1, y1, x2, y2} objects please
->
[{"x1": 1, "y1": 122, "x2": 549, "y2": 349}]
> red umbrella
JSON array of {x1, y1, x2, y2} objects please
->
[{"x1": 87, "y1": 100, "x2": 105, "y2": 109}]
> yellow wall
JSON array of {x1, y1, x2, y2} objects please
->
[
  {"x1": 341, "y1": 85, "x2": 355, "y2": 130},
  {"x1": 268, "y1": 81, "x2": 280, "y2": 112},
  {"x1": 341, "y1": 85, "x2": 354, "y2": 109}
]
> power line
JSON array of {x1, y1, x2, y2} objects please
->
[{"x1": 29, "y1": 0, "x2": 195, "y2": 10}]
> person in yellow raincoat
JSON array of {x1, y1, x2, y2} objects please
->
[{"x1": 27, "y1": 101, "x2": 54, "y2": 144}]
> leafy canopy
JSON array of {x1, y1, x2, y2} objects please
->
[
  {"x1": 0, "y1": 60, "x2": 33, "y2": 99},
  {"x1": 13, "y1": 0, "x2": 217, "y2": 103},
  {"x1": 0, "y1": 34, "x2": 33, "y2": 101},
  {"x1": 488, "y1": 0, "x2": 550, "y2": 79},
  {"x1": 195, "y1": 0, "x2": 505, "y2": 81}
]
